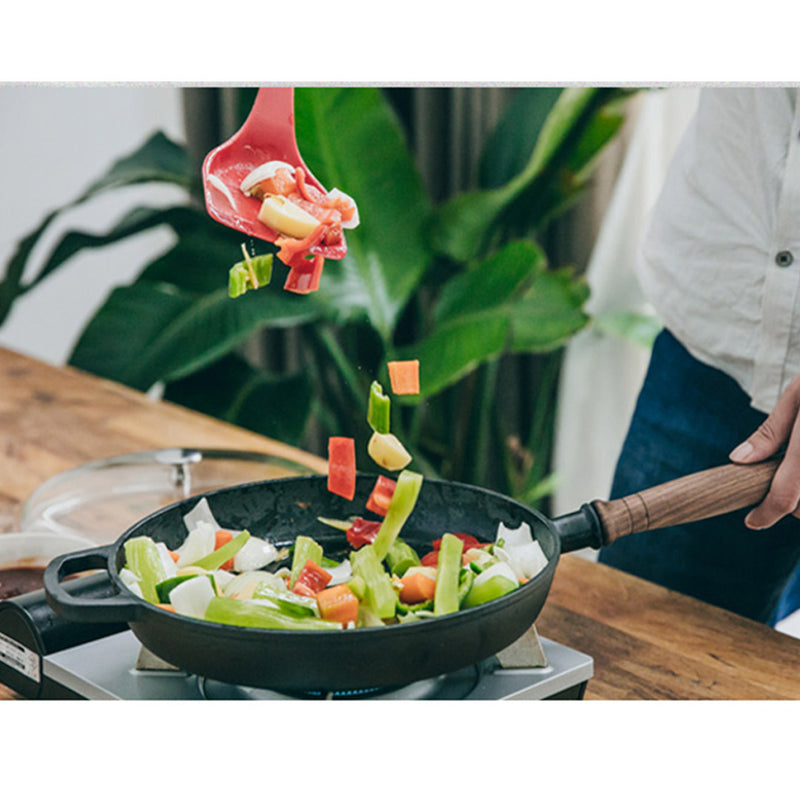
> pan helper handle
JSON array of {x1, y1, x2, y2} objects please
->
[{"x1": 592, "y1": 459, "x2": 780, "y2": 545}]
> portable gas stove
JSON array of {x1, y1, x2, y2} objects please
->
[{"x1": 0, "y1": 575, "x2": 593, "y2": 701}]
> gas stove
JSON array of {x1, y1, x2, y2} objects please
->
[{"x1": 0, "y1": 575, "x2": 593, "y2": 701}]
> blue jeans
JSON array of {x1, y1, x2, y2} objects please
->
[{"x1": 598, "y1": 329, "x2": 800, "y2": 624}]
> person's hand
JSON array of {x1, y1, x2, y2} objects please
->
[{"x1": 729, "y1": 373, "x2": 800, "y2": 529}]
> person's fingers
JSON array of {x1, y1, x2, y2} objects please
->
[
  {"x1": 729, "y1": 376, "x2": 800, "y2": 464},
  {"x1": 744, "y1": 411, "x2": 800, "y2": 529}
]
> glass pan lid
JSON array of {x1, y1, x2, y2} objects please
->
[{"x1": 19, "y1": 448, "x2": 320, "y2": 545}]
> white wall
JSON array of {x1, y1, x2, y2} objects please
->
[{"x1": 0, "y1": 85, "x2": 188, "y2": 365}]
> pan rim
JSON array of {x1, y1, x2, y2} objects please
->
[{"x1": 110, "y1": 473, "x2": 562, "y2": 637}]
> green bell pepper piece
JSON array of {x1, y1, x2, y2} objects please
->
[
  {"x1": 462, "y1": 574, "x2": 517, "y2": 609},
  {"x1": 433, "y1": 533, "x2": 464, "y2": 616},
  {"x1": 372, "y1": 470, "x2": 423, "y2": 562},
  {"x1": 367, "y1": 380, "x2": 391, "y2": 434},
  {"x1": 228, "y1": 254, "x2": 273, "y2": 298}
]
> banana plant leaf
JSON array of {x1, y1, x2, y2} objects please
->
[
  {"x1": 70, "y1": 281, "x2": 321, "y2": 391},
  {"x1": 430, "y1": 87, "x2": 632, "y2": 262},
  {"x1": 164, "y1": 353, "x2": 313, "y2": 445},
  {"x1": 293, "y1": 87, "x2": 432, "y2": 341}
]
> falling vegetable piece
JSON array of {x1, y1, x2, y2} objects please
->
[
  {"x1": 328, "y1": 436, "x2": 356, "y2": 500},
  {"x1": 228, "y1": 245, "x2": 273, "y2": 298},
  {"x1": 371, "y1": 469, "x2": 423, "y2": 562},
  {"x1": 387, "y1": 359, "x2": 420, "y2": 395},
  {"x1": 368, "y1": 431, "x2": 412, "y2": 471},
  {"x1": 367, "y1": 381, "x2": 391, "y2": 434}
]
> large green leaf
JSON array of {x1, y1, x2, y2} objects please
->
[
  {"x1": 25, "y1": 205, "x2": 204, "y2": 291},
  {"x1": 294, "y1": 87, "x2": 432, "y2": 339},
  {"x1": 479, "y1": 88, "x2": 563, "y2": 188},
  {"x1": 69, "y1": 281, "x2": 321, "y2": 391},
  {"x1": 431, "y1": 88, "x2": 633, "y2": 262},
  {"x1": 508, "y1": 267, "x2": 590, "y2": 353},
  {"x1": 77, "y1": 131, "x2": 193, "y2": 200},
  {"x1": 164, "y1": 354, "x2": 313, "y2": 445},
  {"x1": 433, "y1": 240, "x2": 547, "y2": 324}
]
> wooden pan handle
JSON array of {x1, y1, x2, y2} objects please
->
[{"x1": 592, "y1": 459, "x2": 780, "y2": 545}]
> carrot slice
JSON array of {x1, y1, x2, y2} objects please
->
[
  {"x1": 399, "y1": 572, "x2": 436, "y2": 605},
  {"x1": 387, "y1": 359, "x2": 420, "y2": 395},
  {"x1": 316, "y1": 583, "x2": 359, "y2": 626},
  {"x1": 214, "y1": 529, "x2": 235, "y2": 570}
]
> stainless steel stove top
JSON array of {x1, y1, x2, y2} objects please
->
[{"x1": 42, "y1": 629, "x2": 593, "y2": 700}]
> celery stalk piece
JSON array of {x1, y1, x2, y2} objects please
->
[
  {"x1": 385, "y1": 539, "x2": 421, "y2": 577},
  {"x1": 124, "y1": 536, "x2": 168, "y2": 604},
  {"x1": 205, "y1": 597, "x2": 341, "y2": 631},
  {"x1": 350, "y1": 545, "x2": 397, "y2": 619},
  {"x1": 228, "y1": 253, "x2": 273, "y2": 298},
  {"x1": 367, "y1": 380, "x2": 391, "y2": 434},
  {"x1": 371, "y1": 470, "x2": 423, "y2": 562},
  {"x1": 433, "y1": 533, "x2": 464, "y2": 616},
  {"x1": 190, "y1": 530, "x2": 251, "y2": 571},
  {"x1": 289, "y1": 536, "x2": 324, "y2": 588}
]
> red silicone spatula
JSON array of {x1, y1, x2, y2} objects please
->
[{"x1": 201, "y1": 87, "x2": 346, "y2": 259}]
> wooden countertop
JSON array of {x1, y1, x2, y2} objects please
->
[{"x1": 2, "y1": 345, "x2": 800, "y2": 701}]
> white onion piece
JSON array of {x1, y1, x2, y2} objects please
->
[
  {"x1": 496, "y1": 521, "x2": 533, "y2": 549},
  {"x1": 183, "y1": 497, "x2": 221, "y2": 534},
  {"x1": 472, "y1": 561, "x2": 519, "y2": 588},
  {"x1": 240, "y1": 160, "x2": 295, "y2": 195},
  {"x1": 119, "y1": 568, "x2": 143, "y2": 598},
  {"x1": 174, "y1": 521, "x2": 216, "y2": 568},
  {"x1": 327, "y1": 187, "x2": 360, "y2": 229},
  {"x1": 169, "y1": 575, "x2": 216, "y2": 618},
  {"x1": 155, "y1": 542, "x2": 178, "y2": 579},
  {"x1": 208, "y1": 174, "x2": 238, "y2": 209},
  {"x1": 233, "y1": 538, "x2": 279, "y2": 572},
  {"x1": 325, "y1": 560, "x2": 353, "y2": 586}
]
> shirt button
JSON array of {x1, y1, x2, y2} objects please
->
[{"x1": 776, "y1": 250, "x2": 794, "y2": 267}]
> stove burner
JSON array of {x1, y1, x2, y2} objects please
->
[{"x1": 197, "y1": 666, "x2": 481, "y2": 700}]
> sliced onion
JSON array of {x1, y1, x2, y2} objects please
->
[
  {"x1": 233, "y1": 538, "x2": 279, "y2": 572},
  {"x1": 169, "y1": 575, "x2": 216, "y2": 618}
]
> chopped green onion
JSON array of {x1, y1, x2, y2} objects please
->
[
  {"x1": 191, "y1": 530, "x2": 251, "y2": 571},
  {"x1": 367, "y1": 380, "x2": 391, "y2": 434}
]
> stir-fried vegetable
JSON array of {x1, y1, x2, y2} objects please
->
[{"x1": 120, "y1": 487, "x2": 549, "y2": 631}]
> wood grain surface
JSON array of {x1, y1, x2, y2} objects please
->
[{"x1": 2, "y1": 346, "x2": 800, "y2": 701}]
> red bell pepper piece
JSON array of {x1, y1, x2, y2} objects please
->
[
  {"x1": 327, "y1": 436, "x2": 356, "y2": 500},
  {"x1": 292, "y1": 559, "x2": 332, "y2": 597},
  {"x1": 431, "y1": 533, "x2": 483, "y2": 551},
  {"x1": 283, "y1": 254, "x2": 325, "y2": 294},
  {"x1": 345, "y1": 517, "x2": 382, "y2": 549},
  {"x1": 365, "y1": 475, "x2": 396, "y2": 517}
]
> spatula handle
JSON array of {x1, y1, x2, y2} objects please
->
[{"x1": 592, "y1": 459, "x2": 780, "y2": 545}]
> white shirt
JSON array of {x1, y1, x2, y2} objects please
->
[{"x1": 638, "y1": 87, "x2": 800, "y2": 413}]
